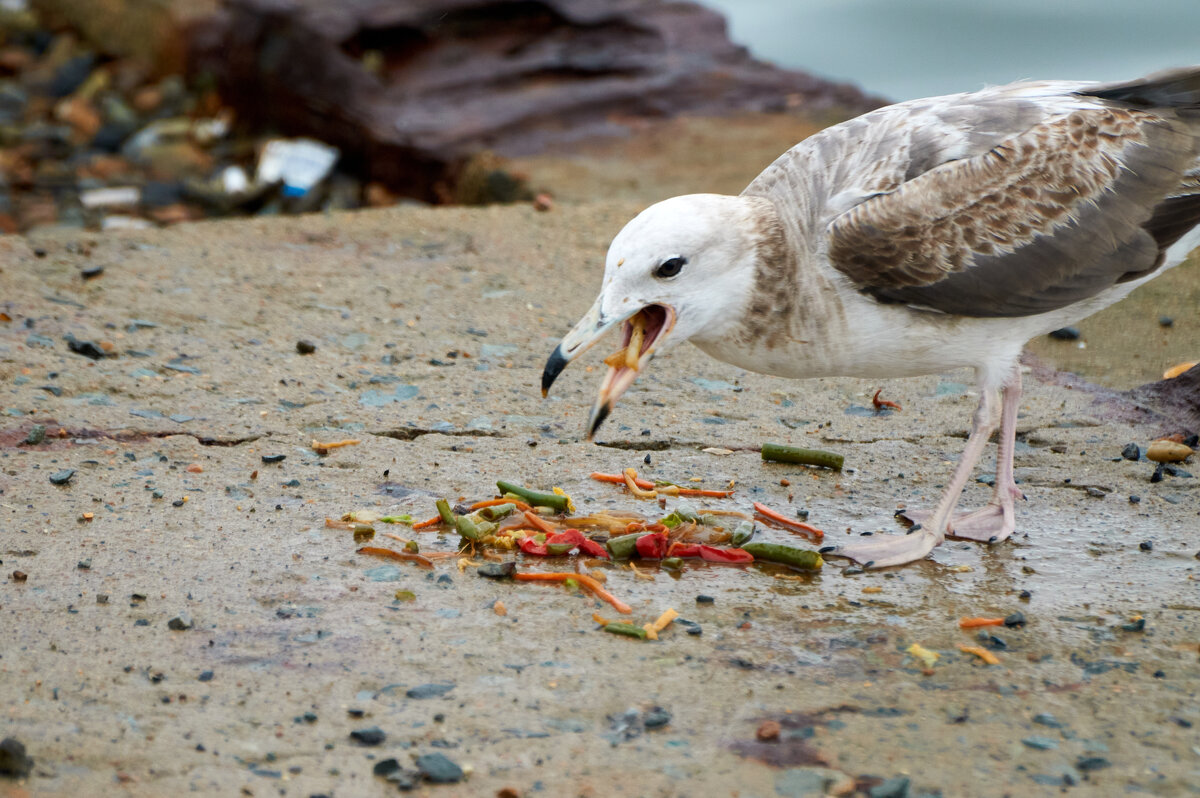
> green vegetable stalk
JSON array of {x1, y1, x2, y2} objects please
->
[
  {"x1": 435, "y1": 498, "x2": 455, "y2": 525},
  {"x1": 604, "y1": 622, "x2": 648, "y2": 639},
  {"x1": 743, "y1": 542, "x2": 824, "y2": 571},
  {"x1": 761, "y1": 442, "x2": 844, "y2": 470},
  {"x1": 496, "y1": 480, "x2": 570, "y2": 512},
  {"x1": 477, "y1": 502, "x2": 516, "y2": 521},
  {"x1": 605, "y1": 532, "x2": 642, "y2": 559}
]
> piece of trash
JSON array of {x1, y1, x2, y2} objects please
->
[
  {"x1": 80, "y1": 186, "x2": 140, "y2": 209},
  {"x1": 256, "y1": 138, "x2": 339, "y2": 197}
]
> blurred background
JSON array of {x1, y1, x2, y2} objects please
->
[{"x1": 1, "y1": 0, "x2": 1196, "y2": 385}]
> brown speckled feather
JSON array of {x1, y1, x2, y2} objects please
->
[{"x1": 744, "y1": 68, "x2": 1200, "y2": 318}]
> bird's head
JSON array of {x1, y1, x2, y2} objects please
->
[{"x1": 541, "y1": 193, "x2": 779, "y2": 438}]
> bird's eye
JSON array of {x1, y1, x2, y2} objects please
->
[{"x1": 654, "y1": 256, "x2": 687, "y2": 279}]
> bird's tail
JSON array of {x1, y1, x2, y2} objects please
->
[{"x1": 1081, "y1": 66, "x2": 1200, "y2": 112}]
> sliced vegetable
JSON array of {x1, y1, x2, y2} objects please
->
[
  {"x1": 959, "y1": 645, "x2": 1001, "y2": 665},
  {"x1": 605, "y1": 532, "x2": 642, "y2": 559},
  {"x1": 635, "y1": 533, "x2": 669, "y2": 559},
  {"x1": 589, "y1": 472, "x2": 734, "y2": 498},
  {"x1": 514, "y1": 571, "x2": 632, "y2": 614},
  {"x1": 742, "y1": 542, "x2": 823, "y2": 571},
  {"x1": 604, "y1": 622, "x2": 648, "y2": 639},
  {"x1": 436, "y1": 499, "x2": 455, "y2": 526},
  {"x1": 476, "y1": 502, "x2": 516, "y2": 521},
  {"x1": 664, "y1": 543, "x2": 753, "y2": 563},
  {"x1": 412, "y1": 515, "x2": 442, "y2": 530},
  {"x1": 731, "y1": 521, "x2": 756, "y2": 546},
  {"x1": 752, "y1": 502, "x2": 826, "y2": 540},
  {"x1": 521, "y1": 509, "x2": 558, "y2": 535},
  {"x1": 650, "y1": 607, "x2": 679, "y2": 633},
  {"x1": 357, "y1": 546, "x2": 434, "y2": 568},
  {"x1": 623, "y1": 468, "x2": 658, "y2": 499},
  {"x1": 906, "y1": 643, "x2": 939, "y2": 668},
  {"x1": 496, "y1": 480, "x2": 570, "y2": 512},
  {"x1": 958, "y1": 617, "x2": 1005, "y2": 628},
  {"x1": 469, "y1": 498, "x2": 532, "y2": 513},
  {"x1": 761, "y1": 442, "x2": 844, "y2": 470}
]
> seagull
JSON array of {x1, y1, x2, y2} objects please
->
[{"x1": 541, "y1": 67, "x2": 1200, "y2": 568}]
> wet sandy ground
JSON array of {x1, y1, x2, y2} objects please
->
[{"x1": 1, "y1": 189, "x2": 1199, "y2": 795}]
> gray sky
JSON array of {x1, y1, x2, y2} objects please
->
[{"x1": 701, "y1": 0, "x2": 1200, "y2": 100}]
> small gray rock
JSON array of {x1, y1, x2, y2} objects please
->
[
  {"x1": 49, "y1": 469, "x2": 75, "y2": 485},
  {"x1": 167, "y1": 614, "x2": 193, "y2": 631},
  {"x1": 349, "y1": 727, "x2": 386, "y2": 746},
  {"x1": 406, "y1": 683, "x2": 454, "y2": 699},
  {"x1": 0, "y1": 737, "x2": 33, "y2": 777},
  {"x1": 416, "y1": 752, "x2": 463, "y2": 783}
]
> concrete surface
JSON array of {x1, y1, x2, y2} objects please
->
[{"x1": 1, "y1": 201, "x2": 1199, "y2": 797}]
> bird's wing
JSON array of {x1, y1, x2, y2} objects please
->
[{"x1": 749, "y1": 71, "x2": 1200, "y2": 317}]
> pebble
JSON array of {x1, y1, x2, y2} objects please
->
[
  {"x1": 1075, "y1": 756, "x2": 1111, "y2": 772},
  {"x1": 1159, "y1": 315, "x2": 1174, "y2": 327},
  {"x1": 198, "y1": 670, "x2": 214, "y2": 682},
  {"x1": 296, "y1": 340, "x2": 316, "y2": 354},
  {"x1": 1032, "y1": 713, "x2": 1063, "y2": 728},
  {"x1": 867, "y1": 776, "x2": 911, "y2": 798},
  {"x1": 476, "y1": 562, "x2": 516, "y2": 578},
  {"x1": 416, "y1": 752, "x2": 464, "y2": 783},
  {"x1": 23, "y1": 424, "x2": 46, "y2": 445},
  {"x1": 642, "y1": 706, "x2": 671, "y2": 729},
  {"x1": 1139, "y1": 540, "x2": 1153, "y2": 551},
  {"x1": 0, "y1": 737, "x2": 33, "y2": 777},
  {"x1": 49, "y1": 468, "x2": 75, "y2": 485},
  {"x1": 261, "y1": 453, "x2": 286, "y2": 464},
  {"x1": 1085, "y1": 486, "x2": 1106, "y2": 498},
  {"x1": 1121, "y1": 618, "x2": 1146, "y2": 632},
  {"x1": 1021, "y1": 735, "x2": 1058, "y2": 750},
  {"x1": 695, "y1": 594, "x2": 714, "y2": 604},
  {"x1": 1121, "y1": 443, "x2": 1140, "y2": 461},
  {"x1": 406, "y1": 682, "x2": 455, "y2": 699},
  {"x1": 167, "y1": 613, "x2": 193, "y2": 630},
  {"x1": 349, "y1": 727, "x2": 386, "y2": 746},
  {"x1": 1129, "y1": 494, "x2": 1141, "y2": 504},
  {"x1": 1003, "y1": 611, "x2": 1026, "y2": 627}
]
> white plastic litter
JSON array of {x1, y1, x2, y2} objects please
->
[
  {"x1": 255, "y1": 138, "x2": 339, "y2": 197},
  {"x1": 80, "y1": 187, "x2": 141, "y2": 209}
]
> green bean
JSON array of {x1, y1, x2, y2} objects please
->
[
  {"x1": 604, "y1": 622, "x2": 648, "y2": 639},
  {"x1": 661, "y1": 557, "x2": 683, "y2": 570},
  {"x1": 435, "y1": 498, "x2": 455, "y2": 526},
  {"x1": 477, "y1": 502, "x2": 516, "y2": 521},
  {"x1": 605, "y1": 532, "x2": 642, "y2": 559},
  {"x1": 496, "y1": 480, "x2": 570, "y2": 512},
  {"x1": 742, "y1": 542, "x2": 824, "y2": 571},
  {"x1": 761, "y1": 442, "x2": 844, "y2": 470}
]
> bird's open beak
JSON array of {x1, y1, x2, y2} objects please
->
[{"x1": 541, "y1": 301, "x2": 676, "y2": 439}]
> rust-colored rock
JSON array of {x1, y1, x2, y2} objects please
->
[{"x1": 190, "y1": 0, "x2": 884, "y2": 202}]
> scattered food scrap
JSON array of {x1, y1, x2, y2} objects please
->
[
  {"x1": 872, "y1": 389, "x2": 902, "y2": 411},
  {"x1": 760, "y1": 442, "x2": 844, "y2": 470},
  {"x1": 312, "y1": 438, "x2": 360, "y2": 454},
  {"x1": 907, "y1": 643, "x2": 940, "y2": 669},
  {"x1": 958, "y1": 645, "x2": 1001, "y2": 665},
  {"x1": 958, "y1": 617, "x2": 1005, "y2": 628}
]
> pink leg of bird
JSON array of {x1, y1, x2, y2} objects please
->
[
  {"x1": 825, "y1": 373, "x2": 1006, "y2": 568},
  {"x1": 901, "y1": 368, "x2": 1026, "y2": 543}
]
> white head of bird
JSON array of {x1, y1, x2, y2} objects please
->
[{"x1": 541, "y1": 193, "x2": 774, "y2": 437}]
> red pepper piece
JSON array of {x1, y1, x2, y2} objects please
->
[
  {"x1": 519, "y1": 536, "x2": 550, "y2": 556},
  {"x1": 547, "y1": 529, "x2": 587, "y2": 547},
  {"x1": 635, "y1": 532, "x2": 669, "y2": 559},
  {"x1": 697, "y1": 545, "x2": 753, "y2": 563},
  {"x1": 577, "y1": 538, "x2": 610, "y2": 559},
  {"x1": 667, "y1": 542, "x2": 702, "y2": 558}
]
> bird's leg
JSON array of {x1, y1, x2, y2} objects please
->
[
  {"x1": 943, "y1": 368, "x2": 1025, "y2": 543},
  {"x1": 902, "y1": 369, "x2": 1024, "y2": 541},
  {"x1": 826, "y1": 387, "x2": 1001, "y2": 568}
]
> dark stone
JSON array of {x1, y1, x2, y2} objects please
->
[
  {"x1": 1032, "y1": 713, "x2": 1063, "y2": 728},
  {"x1": 349, "y1": 726, "x2": 386, "y2": 746},
  {"x1": 1159, "y1": 315, "x2": 1174, "y2": 327},
  {"x1": 198, "y1": 670, "x2": 214, "y2": 682},
  {"x1": 1139, "y1": 540, "x2": 1153, "y2": 551},
  {"x1": 406, "y1": 682, "x2": 454, "y2": 699},
  {"x1": 476, "y1": 562, "x2": 516, "y2": 579},
  {"x1": 1076, "y1": 756, "x2": 1111, "y2": 772},
  {"x1": 642, "y1": 707, "x2": 671, "y2": 729},
  {"x1": 1121, "y1": 443, "x2": 1140, "y2": 461},
  {"x1": 1003, "y1": 611, "x2": 1026, "y2": 627},
  {"x1": 65, "y1": 335, "x2": 113, "y2": 359},
  {"x1": 372, "y1": 758, "x2": 401, "y2": 777},
  {"x1": 1121, "y1": 618, "x2": 1146, "y2": 632},
  {"x1": 695, "y1": 595, "x2": 715, "y2": 604},
  {"x1": 1019, "y1": 590, "x2": 1032, "y2": 600},
  {"x1": 49, "y1": 469, "x2": 75, "y2": 485},
  {"x1": 261, "y1": 454, "x2": 286, "y2": 464},
  {"x1": 1151, "y1": 463, "x2": 1165, "y2": 483},
  {"x1": 23, "y1": 425, "x2": 46, "y2": 445},
  {"x1": 1164, "y1": 464, "x2": 1193, "y2": 478},
  {"x1": 1048, "y1": 327, "x2": 1080, "y2": 340},
  {"x1": 415, "y1": 752, "x2": 463, "y2": 783},
  {"x1": 1129, "y1": 494, "x2": 1141, "y2": 504},
  {"x1": 80, "y1": 265, "x2": 105, "y2": 280},
  {"x1": 686, "y1": 625, "x2": 702, "y2": 636},
  {"x1": 868, "y1": 776, "x2": 911, "y2": 798},
  {"x1": 296, "y1": 340, "x2": 316, "y2": 354},
  {"x1": 168, "y1": 614, "x2": 194, "y2": 630},
  {"x1": 0, "y1": 737, "x2": 33, "y2": 777},
  {"x1": 191, "y1": 0, "x2": 883, "y2": 203},
  {"x1": 50, "y1": 54, "x2": 96, "y2": 97}
]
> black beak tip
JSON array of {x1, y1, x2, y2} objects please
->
[
  {"x1": 541, "y1": 346, "x2": 568, "y2": 397},
  {"x1": 586, "y1": 404, "x2": 610, "y2": 440}
]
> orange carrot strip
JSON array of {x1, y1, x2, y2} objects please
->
[
  {"x1": 958, "y1": 645, "x2": 1001, "y2": 665},
  {"x1": 676, "y1": 487, "x2": 736, "y2": 498},
  {"x1": 411, "y1": 515, "x2": 442, "y2": 530},
  {"x1": 623, "y1": 468, "x2": 658, "y2": 499},
  {"x1": 591, "y1": 472, "x2": 656, "y2": 490},
  {"x1": 958, "y1": 617, "x2": 1005, "y2": 628},
  {"x1": 514, "y1": 571, "x2": 633, "y2": 614},
  {"x1": 752, "y1": 502, "x2": 825, "y2": 541},
  {"x1": 469, "y1": 498, "x2": 532, "y2": 512},
  {"x1": 357, "y1": 546, "x2": 434, "y2": 568},
  {"x1": 522, "y1": 510, "x2": 558, "y2": 535}
]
